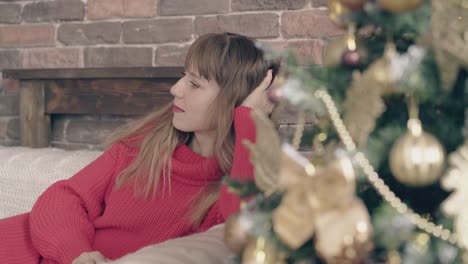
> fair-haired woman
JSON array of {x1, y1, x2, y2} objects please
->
[{"x1": 0, "y1": 32, "x2": 279, "y2": 264}]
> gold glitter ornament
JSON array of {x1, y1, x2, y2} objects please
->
[
  {"x1": 342, "y1": 70, "x2": 386, "y2": 146},
  {"x1": 431, "y1": 0, "x2": 468, "y2": 91},
  {"x1": 243, "y1": 111, "x2": 282, "y2": 194}
]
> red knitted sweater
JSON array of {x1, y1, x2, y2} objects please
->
[{"x1": 0, "y1": 106, "x2": 255, "y2": 264}]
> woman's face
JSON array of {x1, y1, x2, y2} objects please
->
[{"x1": 170, "y1": 69, "x2": 221, "y2": 133}]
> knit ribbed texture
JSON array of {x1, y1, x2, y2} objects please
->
[{"x1": 0, "y1": 106, "x2": 255, "y2": 263}]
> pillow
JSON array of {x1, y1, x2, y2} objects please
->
[
  {"x1": 0, "y1": 146, "x2": 102, "y2": 218},
  {"x1": 108, "y1": 224, "x2": 232, "y2": 264}
]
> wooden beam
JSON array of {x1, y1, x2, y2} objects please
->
[
  {"x1": 3, "y1": 67, "x2": 184, "y2": 80},
  {"x1": 44, "y1": 78, "x2": 176, "y2": 116},
  {"x1": 20, "y1": 81, "x2": 50, "y2": 148}
]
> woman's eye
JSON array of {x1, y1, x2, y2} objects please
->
[{"x1": 190, "y1": 81, "x2": 200, "y2": 88}]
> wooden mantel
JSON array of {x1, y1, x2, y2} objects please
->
[{"x1": 3, "y1": 67, "x2": 184, "y2": 148}]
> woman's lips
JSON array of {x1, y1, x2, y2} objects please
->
[{"x1": 173, "y1": 104, "x2": 184, "y2": 113}]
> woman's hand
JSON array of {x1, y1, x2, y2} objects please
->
[
  {"x1": 241, "y1": 70, "x2": 275, "y2": 115},
  {"x1": 72, "y1": 251, "x2": 108, "y2": 264}
]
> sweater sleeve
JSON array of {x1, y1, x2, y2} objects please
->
[
  {"x1": 217, "y1": 106, "x2": 256, "y2": 220},
  {"x1": 29, "y1": 143, "x2": 122, "y2": 264}
]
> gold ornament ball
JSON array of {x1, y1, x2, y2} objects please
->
[
  {"x1": 223, "y1": 213, "x2": 250, "y2": 254},
  {"x1": 242, "y1": 236, "x2": 282, "y2": 264},
  {"x1": 377, "y1": 0, "x2": 424, "y2": 13},
  {"x1": 368, "y1": 43, "x2": 398, "y2": 95},
  {"x1": 389, "y1": 130, "x2": 445, "y2": 187}
]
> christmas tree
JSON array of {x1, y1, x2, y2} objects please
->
[{"x1": 223, "y1": 0, "x2": 468, "y2": 263}]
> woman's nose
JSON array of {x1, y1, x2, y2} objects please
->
[{"x1": 170, "y1": 79, "x2": 184, "y2": 98}]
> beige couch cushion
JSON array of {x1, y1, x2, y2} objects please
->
[
  {"x1": 0, "y1": 146, "x2": 101, "y2": 218},
  {"x1": 109, "y1": 224, "x2": 231, "y2": 264}
]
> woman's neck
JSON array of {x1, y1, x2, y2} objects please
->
[{"x1": 189, "y1": 131, "x2": 216, "y2": 158}]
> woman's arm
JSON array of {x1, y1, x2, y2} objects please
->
[
  {"x1": 217, "y1": 106, "x2": 257, "y2": 220},
  {"x1": 29, "y1": 143, "x2": 123, "y2": 264},
  {"x1": 217, "y1": 70, "x2": 274, "y2": 220}
]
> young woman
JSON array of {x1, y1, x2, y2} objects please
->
[{"x1": 0, "y1": 32, "x2": 279, "y2": 264}]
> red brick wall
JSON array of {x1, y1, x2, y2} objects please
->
[{"x1": 0, "y1": 0, "x2": 341, "y2": 149}]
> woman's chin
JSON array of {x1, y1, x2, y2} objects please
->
[{"x1": 172, "y1": 120, "x2": 192, "y2": 132}]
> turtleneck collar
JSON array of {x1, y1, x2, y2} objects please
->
[{"x1": 170, "y1": 144, "x2": 223, "y2": 185}]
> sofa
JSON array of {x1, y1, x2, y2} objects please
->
[{"x1": 0, "y1": 146, "x2": 232, "y2": 264}]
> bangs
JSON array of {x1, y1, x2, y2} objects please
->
[{"x1": 184, "y1": 34, "x2": 225, "y2": 81}]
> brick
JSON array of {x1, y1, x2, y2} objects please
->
[
  {"x1": 311, "y1": 0, "x2": 328, "y2": 7},
  {"x1": 58, "y1": 22, "x2": 121, "y2": 45},
  {"x1": 282, "y1": 10, "x2": 344, "y2": 38},
  {"x1": 154, "y1": 45, "x2": 189, "y2": 66},
  {"x1": 159, "y1": 0, "x2": 228, "y2": 15},
  {"x1": 123, "y1": 18, "x2": 192, "y2": 44},
  {"x1": 123, "y1": 0, "x2": 157, "y2": 17},
  {"x1": 87, "y1": 0, "x2": 156, "y2": 20},
  {"x1": 22, "y1": 48, "x2": 82, "y2": 68},
  {"x1": 0, "y1": 116, "x2": 20, "y2": 144},
  {"x1": 288, "y1": 39, "x2": 324, "y2": 64},
  {"x1": 22, "y1": 0, "x2": 85, "y2": 23},
  {"x1": 257, "y1": 40, "x2": 289, "y2": 52},
  {"x1": 0, "y1": 95, "x2": 19, "y2": 115},
  {"x1": 0, "y1": 79, "x2": 20, "y2": 94},
  {"x1": 84, "y1": 47, "x2": 153, "y2": 67},
  {"x1": 66, "y1": 118, "x2": 126, "y2": 144},
  {"x1": 195, "y1": 13, "x2": 279, "y2": 38},
  {"x1": 6, "y1": 117, "x2": 19, "y2": 140},
  {"x1": 0, "y1": 3, "x2": 21, "y2": 23},
  {"x1": 0, "y1": 25, "x2": 55, "y2": 48},
  {"x1": 232, "y1": 0, "x2": 307, "y2": 11},
  {"x1": 0, "y1": 50, "x2": 21, "y2": 69}
]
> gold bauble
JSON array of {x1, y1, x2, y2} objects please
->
[
  {"x1": 367, "y1": 43, "x2": 398, "y2": 95},
  {"x1": 242, "y1": 236, "x2": 283, "y2": 264},
  {"x1": 328, "y1": 0, "x2": 352, "y2": 27},
  {"x1": 224, "y1": 213, "x2": 250, "y2": 254},
  {"x1": 323, "y1": 36, "x2": 368, "y2": 67},
  {"x1": 377, "y1": 0, "x2": 424, "y2": 13},
  {"x1": 389, "y1": 119, "x2": 445, "y2": 187}
]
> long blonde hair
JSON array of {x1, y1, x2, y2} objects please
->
[{"x1": 107, "y1": 32, "x2": 279, "y2": 227}]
